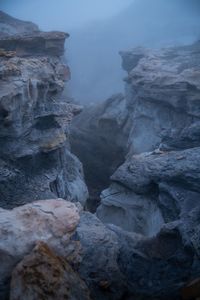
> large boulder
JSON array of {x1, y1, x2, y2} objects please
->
[
  {"x1": 10, "y1": 242, "x2": 91, "y2": 300},
  {"x1": 0, "y1": 198, "x2": 80, "y2": 300},
  {"x1": 71, "y1": 212, "x2": 199, "y2": 300}
]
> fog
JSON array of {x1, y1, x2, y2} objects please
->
[{"x1": 1, "y1": 0, "x2": 200, "y2": 103}]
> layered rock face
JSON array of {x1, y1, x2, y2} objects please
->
[
  {"x1": 97, "y1": 42, "x2": 200, "y2": 235},
  {"x1": 0, "y1": 11, "x2": 88, "y2": 207},
  {"x1": 72, "y1": 42, "x2": 200, "y2": 299}
]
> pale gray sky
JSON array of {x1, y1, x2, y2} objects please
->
[{"x1": 0, "y1": 0, "x2": 134, "y2": 30}]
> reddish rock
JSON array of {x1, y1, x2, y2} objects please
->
[{"x1": 10, "y1": 241, "x2": 91, "y2": 300}]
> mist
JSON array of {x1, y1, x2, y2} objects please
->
[{"x1": 1, "y1": 0, "x2": 200, "y2": 103}]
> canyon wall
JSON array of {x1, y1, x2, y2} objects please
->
[
  {"x1": 0, "y1": 11, "x2": 88, "y2": 208},
  {"x1": 1, "y1": 11, "x2": 200, "y2": 300},
  {"x1": 72, "y1": 41, "x2": 200, "y2": 299}
]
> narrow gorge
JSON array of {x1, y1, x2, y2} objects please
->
[{"x1": 0, "y1": 9, "x2": 200, "y2": 300}]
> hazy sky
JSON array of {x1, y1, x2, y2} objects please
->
[
  {"x1": 0, "y1": 0, "x2": 134, "y2": 30},
  {"x1": 1, "y1": 0, "x2": 200, "y2": 104}
]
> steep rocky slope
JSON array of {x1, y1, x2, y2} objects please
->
[
  {"x1": 72, "y1": 41, "x2": 200, "y2": 299},
  {"x1": 0, "y1": 11, "x2": 88, "y2": 208}
]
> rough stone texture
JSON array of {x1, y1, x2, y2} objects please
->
[
  {"x1": 71, "y1": 93, "x2": 130, "y2": 211},
  {"x1": 71, "y1": 212, "x2": 199, "y2": 300},
  {"x1": 0, "y1": 12, "x2": 88, "y2": 207},
  {"x1": 74, "y1": 212, "x2": 127, "y2": 300},
  {"x1": 0, "y1": 31, "x2": 69, "y2": 57},
  {"x1": 120, "y1": 43, "x2": 200, "y2": 154},
  {"x1": 97, "y1": 182, "x2": 164, "y2": 236},
  {"x1": 97, "y1": 42, "x2": 200, "y2": 236},
  {"x1": 0, "y1": 198, "x2": 80, "y2": 300},
  {"x1": 10, "y1": 241, "x2": 91, "y2": 300},
  {"x1": 88, "y1": 42, "x2": 200, "y2": 298},
  {"x1": 0, "y1": 201, "x2": 198, "y2": 300}
]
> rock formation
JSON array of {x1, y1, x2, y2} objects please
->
[
  {"x1": 97, "y1": 42, "x2": 200, "y2": 235},
  {"x1": 72, "y1": 42, "x2": 200, "y2": 299},
  {"x1": 1, "y1": 10, "x2": 200, "y2": 300},
  {"x1": 0, "y1": 11, "x2": 88, "y2": 208}
]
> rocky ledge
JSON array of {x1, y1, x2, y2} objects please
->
[{"x1": 0, "y1": 11, "x2": 88, "y2": 208}]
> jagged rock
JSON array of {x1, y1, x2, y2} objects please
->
[
  {"x1": 70, "y1": 212, "x2": 198, "y2": 300},
  {"x1": 0, "y1": 198, "x2": 80, "y2": 300},
  {"x1": 120, "y1": 42, "x2": 200, "y2": 154},
  {"x1": 0, "y1": 12, "x2": 88, "y2": 207},
  {"x1": 97, "y1": 42, "x2": 200, "y2": 236},
  {"x1": 10, "y1": 242, "x2": 91, "y2": 300},
  {"x1": 71, "y1": 41, "x2": 200, "y2": 299},
  {"x1": 0, "y1": 200, "x2": 198, "y2": 300}
]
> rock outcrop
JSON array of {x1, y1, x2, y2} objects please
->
[
  {"x1": 1, "y1": 10, "x2": 200, "y2": 300},
  {"x1": 72, "y1": 41, "x2": 200, "y2": 299},
  {"x1": 0, "y1": 11, "x2": 88, "y2": 208},
  {"x1": 97, "y1": 42, "x2": 200, "y2": 234}
]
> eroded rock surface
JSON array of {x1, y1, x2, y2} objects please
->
[
  {"x1": 0, "y1": 198, "x2": 80, "y2": 300},
  {"x1": 120, "y1": 43, "x2": 200, "y2": 154},
  {"x1": 10, "y1": 242, "x2": 91, "y2": 300},
  {"x1": 97, "y1": 42, "x2": 200, "y2": 237},
  {"x1": 0, "y1": 12, "x2": 88, "y2": 207},
  {"x1": 71, "y1": 42, "x2": 200, "y2": 299},
  {"x1": 72, "y1": 212, "x2": 198, "y2": 300}
]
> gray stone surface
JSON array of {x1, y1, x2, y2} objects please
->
[
  {"x1": 121, "y1": 43, "x2": 200, "y2": 154},
  {"x1": 97, "y1": 42, "x2": 200, "y2": 238},
  {"x1": 0, "y1": 199, "x2": 80, "y2": 300},
  {"x1": 10, "y1": 242, "x2": 91, "y2": 300},
  {"x1": 72, "y1": 213, "x2": 199, "y2": 300},
  {"x1": 93, "y1": 42, "x2": 200, "y2": 298},
  {"x1": 0, "y1": 12, "x2": 88, "y2": 208}
]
